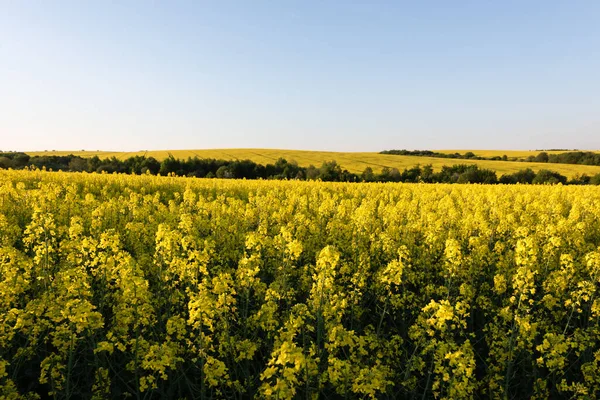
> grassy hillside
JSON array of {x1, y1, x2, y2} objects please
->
[{"x1": 26, "y1": 149, "x2": 600, "y2": 178}]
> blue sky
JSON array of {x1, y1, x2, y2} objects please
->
[{"x1": 1, "y1": 1, "x2": 599, "y2": 151}]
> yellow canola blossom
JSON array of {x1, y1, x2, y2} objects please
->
[{"x1": 0, "y1": 169, "x2": 600, "y2": 398}]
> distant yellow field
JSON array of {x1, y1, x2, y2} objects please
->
[{"x1": 26, "y1": 149, "x2": 600, "y2": 178}]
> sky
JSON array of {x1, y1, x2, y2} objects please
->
[{"x1": 1, "y1": 1, "x2": 599, "y2": 152}]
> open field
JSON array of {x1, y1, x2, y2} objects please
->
[
  {"x1": 2, "y1": 169, "x2": 600, "y2": 398},
  {"x1": 26, "y1": 148, "x2": 600, "y2": 178}
]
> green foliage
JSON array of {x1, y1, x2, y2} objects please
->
[
  {"x1": 499, "y1": 168, "x2": 537, "y2": 184},
  {"x1": 532, "y1": 169, "x2": 568, "y2": 185}
]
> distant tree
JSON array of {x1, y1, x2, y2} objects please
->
[
  {"x1": 590, "y1": 173, "x2": 600, "y2": 185},
  {"x1": 379, "y1": 167, "x2": 401, "y2": 182},
  {"x1": 499, "y1": 168, "x2": 536, "y2": 184},
  {"x1": 420, "y1": 164, "x2": 434, "y2": 182},
  {"x1": 13, "y1": 153, "x2": 30, "y2": 167},
  {"x1": 96, "y1": 164, "x2": 116, "y2": 173},
  {"x1": 436, "y1": 164, "x2": 472, "y2": 183},
  {"x1": 0, "y1": 157, "x2": 13, "y2": 169},
  {"x1": 141, "y1": 157, "x2": 161, "y2": 175},
  {"x1": 387, "y1": 167, "x2": 401, "y2": 182},
  {"x1": 568, "y1": 174, "x2": 591, "y2": 185},
  {"x1": 274, "y1": 157, "x2": 288, "y2": 169},
  {"x1": 401, "y1": 165, "x2": 422, "y2": 183},
  {"x1": 379, "y1": 167, "x2": 391, "y2": 181},
  {"x1": 68, "y1": 157, "x2": 88, "y2": 172},
  {"x1": 87, "y1": 156, "x2": 101, "y2": 172},
  {"x1": 464, "y1": 151, "x2": 476, "y2": 159},
  {"x1": 216, "y1": 165, "x2": 232, "y2": 178},
  {"x1": 361, "y1": 167, "x2": 375, "y2": 182},
  {"x1": 456, "y1": 167, "x2": 497, "y2": 184},
  {"x1": 271, "y1": 158, "x2": 301, "y2": 179},
  {"x1": 532, "y1": 169, "x2": 567, "y2": 185},
  {"x1": 229, "y1": 160, "x2": 259, "y2": 179},
  {"x1": 305, "y1": 165, "x2": 320, "y2": 180},
  {"x1": 340, "y1": 169, "x2": 357, "y2": 182},
  {"x1": 318, "y1": 161, "x2": 343, "y2": 181},
  {"x1": 159, "y1": 156, "x2": 182, "y2": 176},
  {"x1": 534, "y1": 152, "x2": 549, "y2": 163}
]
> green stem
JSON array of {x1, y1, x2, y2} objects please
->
[
  {"x1": 504, "y1": 295, "x2": 522, "y2": 399},
  {"x1": 421, "y1": 357, "x2": 434, "y2": 400},
  {"x1": 65, "y1": 333, "x2": 75, "y2": 400},
  {"x1": 377, "y1": 295, "x2": 389, "y2": 337}
]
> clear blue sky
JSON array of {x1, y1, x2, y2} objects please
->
[{"x1": 2, "y1": 1, "x2": 599, "y2": 152}]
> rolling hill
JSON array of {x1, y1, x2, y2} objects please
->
[{"x1": 25, "y1": 149, "x2": 600, "y2": 178}]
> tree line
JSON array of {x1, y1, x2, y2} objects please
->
[
  {"x1": 1, "y1": 152, "x2": 600, "y2": 184},
  {"x1": 381, "y1": 149, "x2": 600, "y2": 166},
  {"x1": 523, "y1": 151, "x2": 600, "y2": 165},
  {"x1": 361, "y1": 164, "x2": 600, "y2": 185},
  {"x1": 380, "y1": 149, "x2": 507, "y2": 160}
]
